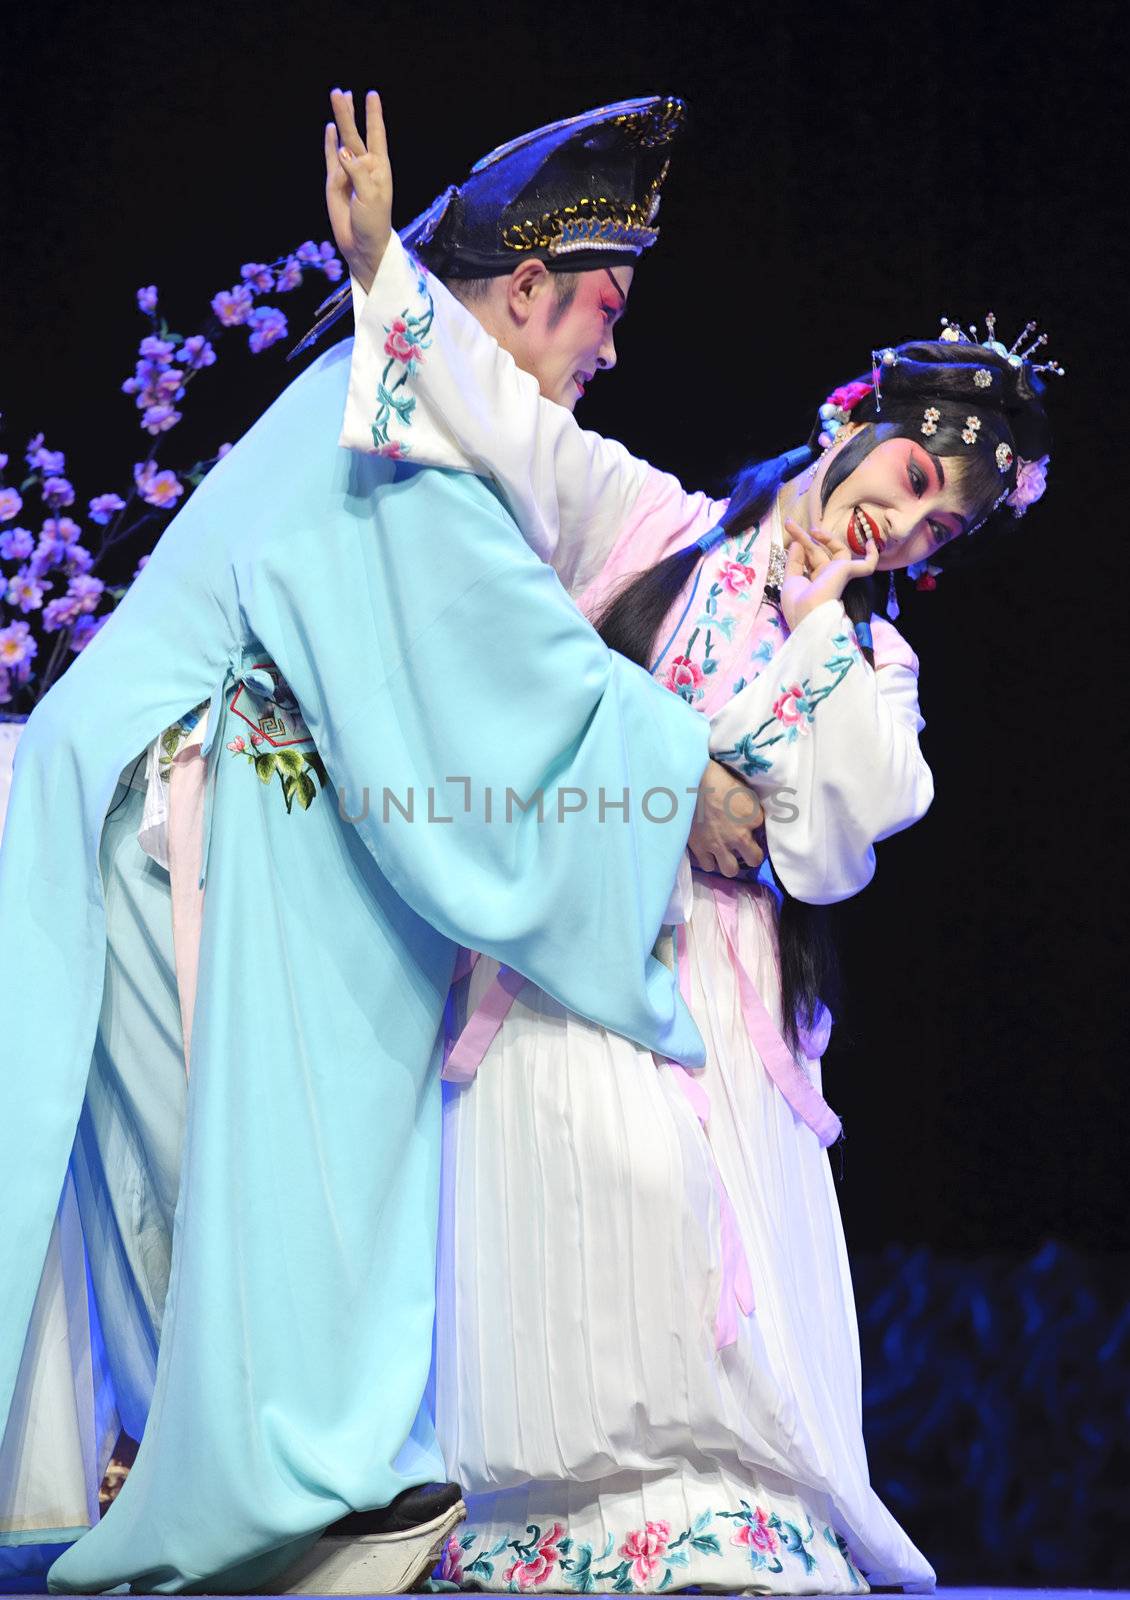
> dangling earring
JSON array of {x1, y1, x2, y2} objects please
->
[
  {"x1": 885, "y1": 570, "x2": 900, "y2": 621},
  {"x1": 907, "y1": 559, "x2": 943, "y2": 592}
]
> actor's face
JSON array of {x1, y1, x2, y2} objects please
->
[
  {"x1": 812, "y1": 435, "x2": 970, "y2": 570},
  {"x1": 512, "y1": 264, "x2": 634, "y2": 411}
]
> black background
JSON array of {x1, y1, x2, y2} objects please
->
[{"x1": 2, "y1": 0, "x2": 1127, "y2": 1259}]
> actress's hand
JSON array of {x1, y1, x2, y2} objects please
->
[
  {"x1": 688, "y1": 758, "x2": 766, "y2": 878},
  {"x1": 325, "y1": 88, "x2": 393, "y2": 293},
  {"x1": 779, "y1": 516, "x2": 879, "y2": 631}
]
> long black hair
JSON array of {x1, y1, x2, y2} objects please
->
[{"x1": 592, "y1": 337, "x2": 1052, "y2": 1052}]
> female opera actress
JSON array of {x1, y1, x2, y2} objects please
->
[{"x1": 335, "y1": 104, "x2": 1056, "y2": 1596}]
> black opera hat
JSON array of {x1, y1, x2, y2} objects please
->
[
  {"x1": 289, "y1": 95, "x2": 684, "y2": 359},
  {"x1": 404, "y1": 95, "x2": 685, "y2": 278}
]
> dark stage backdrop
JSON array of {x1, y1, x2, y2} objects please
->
[{"x1": 2, "y1": 0, "x2": 1125, "y2": 1248}]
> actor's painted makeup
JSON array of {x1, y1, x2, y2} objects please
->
[
  {"x1": 813, "y1": 437, "x2": 971, "y2": 570},
  {"x1": 529, "y1": 265, "x2": 632, "y2": 411}
]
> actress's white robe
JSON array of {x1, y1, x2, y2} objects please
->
[{"x1": 340, "y1": 238, "x2": 937, "y2": 1594}]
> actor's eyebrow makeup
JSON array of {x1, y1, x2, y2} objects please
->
[{"x1": 604, "y1": 268, "x2": 628, "y2": 307}]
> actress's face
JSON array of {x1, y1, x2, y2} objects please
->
[{"x1": 815, "y1": 435, "x2": 971, "y2": 570}]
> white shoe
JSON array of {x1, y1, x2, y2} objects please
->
[{"x1": 273, "y1": 1482, "x2": 467, "y2": 1595}]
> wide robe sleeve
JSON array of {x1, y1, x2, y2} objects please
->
[
  {"x1": 233, "y1": 423, "x2": 710, "y2": 1067},
  {"x1": 706, "y1": 599, "x2": 935, "y2": 904},
  {"x1": 340, "y1": 234, "x2": 660, "y2": 596}
]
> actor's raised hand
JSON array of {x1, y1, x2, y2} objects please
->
[
  {"x1": 779, "y1": 517, "x2": 879, "y2": 631},
  {"x1": 325, "y1": 88, "x2": 393, "y2": 293}
]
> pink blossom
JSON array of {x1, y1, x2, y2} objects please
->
[
  {"x1": 375, "y1": 440, "x2": 407, "y2": 460},
  {"x1": 0, "y1": 527, "x2": 34, "y2": 561},
  {"x1": 6, "y1": 570, "x2": 48, "y2": 612},
  {"x1": 137, "y1": 285, "x2": 159, "y2": 314},
  {"x1": 772, "y1": 683, "x2": 810, "y2": 729},
  {"x1": 438, "y1": 1536, "x2": 465, "y2": 1585},
  {"x1": 70, "y1": 613, "x2": 108, "y2": 652},
  {"x1": 42, "y1": 476, "x2": 76, "y2": 507},
  {"x1": 620, "y1": 1520, "x2": 672, "y2": 1585},
  {"x1": 730, "y1": 1506, "x2": 778, "y2": 1555},
  {"x1": 67, "y1": 574, "x2": 104, "y2": 614},
  {"x1": 383, "y1": 318, "x2": 424, "y2": 365},
  {"x1": 719, "y1": 559, "x2": 756, "y2": 597},
  {"x1": 0, "y1": 619, "x2": 38, "y2": 666},
  {"x1": 227, "y1": 735, "x2": 247, "y2": 753},
  {"x1": 662, "y1": 653, "x2": 705, "y2": 696},
  {"x1": 249, "y1": 729, "x2": 264, "y2": 746},
  {"x1": 142, "y1": 403, "x2": 182, "y2": 435},
  {"x1": 0, "y1": 488, "x2": 24, "y2": 522},
  {"x1": 139, "y1": 335, "x2": 176, "y2": 365},
  {"x1": 134, "y1": 462, "x2": 184, "y2": 509},
  {"x1": 502, "y1": 1525, "x2": 564, "y2": 1591},
  {"x1": 247, "y1": 306, "x2": 288, "y2": 354},
  {"x1": 89, "y1": 493, "x2": 126, "y2": 526},
  {"x1": 182, "y1": 334, "x2": 216, "y2": 370},
  {"x1": 275, "y1": 257, "x2": 303, "y2": 292},
  {"x1": 240, "y1": 261, "x2": 275, "y2": 292},
  {"x1": 828, "y1": 380, "x2": 872, "y2": 413},
  {"x1": 211, "y1": 284, "x2": 255, "y2": 326}
]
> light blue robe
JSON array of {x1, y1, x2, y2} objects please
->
[{"x1": 0, "y1": 336, "x2": 708, "y2": 1592}]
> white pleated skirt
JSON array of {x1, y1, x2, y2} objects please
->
[{"x1": 433, "y1": 872, "x2": 935, "y2": 1594}]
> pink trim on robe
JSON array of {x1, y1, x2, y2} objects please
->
[
  {"x1": 443, "y1": 965, "x2": 527, "y2": 1084},
  {"x1": 166, "y1": 743, "x2": 208, "y2": 1078}
]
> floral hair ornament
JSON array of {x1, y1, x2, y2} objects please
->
[{"x1": 817, "y1": 380, "x2": 873, "y2": 449}]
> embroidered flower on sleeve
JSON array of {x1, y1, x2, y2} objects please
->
[{"x1": 772, "y1": 682, "x2": 814, "y2": 735}]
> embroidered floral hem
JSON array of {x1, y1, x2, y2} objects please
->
[{"x1": 432, "y1": 1474, "x2": 869, "y2": 1595}]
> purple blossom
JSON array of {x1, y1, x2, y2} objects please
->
[
  {"x1": 89, "y1": 493, "x2": 126, "y2": 525},
  {"x1": 211, "y1": 284, "x2": 254, "y2": 327},
  {"x1": 32, "y1": 532, "x2": 76, "y2": 573},
  {"x1": 39, "y1": 516, "x2": 81, "y2": 543},
  {"x1": 67, "y1": 574, "x2": 105, "y2": 613},
  {"x1": 138, "y1": 335, "x2": 176, "y2": 365},
  {"x1": 0, "y1": 488, "x2": 24, "y2": 522},
  {"x1": 241, "y1": 262, "x2": 275, "y2": 292},
  {"x1": 24, "y1": 435, "x2": 67, "y2": 474},
  {"x1": 295, "y1": 240, "x2": 322, "y2": 266},
  {"x1": 217, "y1": 442, "x2": 233, "y2": 458},
  {"x1": 133, "y1": 553, "x2": 150, "y2": 579},
  {"x1": 275, "y1": 257, "x2": 303, "y2": 292},
  {"x1": 182, "y1": 334, "x2": 216, "y2": 370},
  {"x1": 70, "y1": 613, "x2": 109, "y2": 652},
  {"x1": 0, "y1": 527, "x2": 34, "y2": 562},
  {"x1": 42, "y1": 594, "x2": 84, "y2": 631},
  {"x1": 246, "y1": 305, "x2": 288, "y2": 354},
  {"x1": 142, "y1": 403, "x2": 182, "y2": 435},
  {"x1": 320, "y1": 257, "x2": 344, "y2": 283},
  {"x1": 41, "y1": 475, "x2": 76, "y2": 507},
  {"x1": 64, "y1": 544, "x2": 94, "y2": 576},
  {"x1": 137, "y1": 285, "x2": 159, "y2": 314},
  {"x1": 0, "y1": 453, "x2": 7, "y2": 471},
  {"x1": 0, "y1": 619, "x2": 37, "y2": 667},
  {"x1": 5, "y1": 568, "x2": 49, "y2": 612},
  {"x1": 0, "y1": 665, "x2": 10, "y2": 705},
  {"x1": 134, "y1": 461, "x2": 184, "y2": 509}
]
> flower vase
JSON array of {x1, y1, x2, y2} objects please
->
[{"x1": 0, "y1": 716, "x2": 27, "y2": 846}]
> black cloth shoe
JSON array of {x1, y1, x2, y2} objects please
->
[{"x1": 325, "y1": 1481, "x2": 465, "y2": 1538}]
